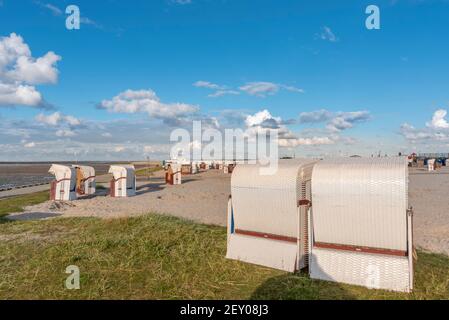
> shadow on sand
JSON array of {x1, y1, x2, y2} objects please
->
[{"x1": 136, "y1": 182, "x2": 166, "y2": 195}]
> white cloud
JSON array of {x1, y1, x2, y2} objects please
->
[
  {"x1": 319, "y1": 26, "x2": 339, "y2": 42},
  {"x1": 195, "y1": 80, "x2": 303, "y2": 98},
  {"x1": 245, "y1": 109, "x2": 334, "y2": 147},
  {"x1": 239, "y1": 82, "x2": 280, "y2": 97},
  {"x1": 299, "y1": 109, "x2": 370, "y2": 133},
  {"x1": 35, "y1": 112, "x2": 82, "y2": 137},
  {"x1": 143, "y1": 144, "x2": 171, "y2": 155},
  {"x1": 193, "y1": 80, "x2": 222, "y2": 90},
  {"x1": 24, "y1": 141, "x2": 36, "y2": 148},
  {"x1": 281, "y1": 85, "x2": 304, "y2": 93},
  {"x1": 208, "y1": 90, "x2": 240, "y2": 98},
  {"x1": 0, "y1": 33, "x2": 61, "y2": 107},
  {"x1": 99, "y1": 89, "x2": 199, "y2": 122},
  {"x1": 35, "y1": 112, "x2": 81, "y2": 127},
  {"x1": 64, "y1": 115, "x2": 81, "y2": 126},
  {"x1": 278, "y1": 136, "x2": 334, "y2": 147},
  {"x1": 326, "y1": 111, "x2": 370, "y2": 132},
  {"x1": 299, "y1": 109, "x2": 333, "y2": 123},
  {"x1": 193, "y1": 81, "x2": 241, "y2": 98},
  {"x1": 426, "y1": 109, "x2": 449, "y2": 129},
  {"x1": 0, "y1": 83, "x2": 42, "y2": 106},
  {"x1": 35, "y1": 112, "x2": 62, "y2": 126},
  {"x1": 239, "y1": 82, "x2": 303, "y2": 97},
  {"x1": 43, "y1": 3, "x2": 63, "y2": 16},
  {"x1": 401, "y1": 109, "x2": 449, "y2": 144},
  {"x1": 6, "y1": 51, "x2": 61, "y2": 84},
  {"x1": 56, "y1": 129, "x2": 76, "y2": 137},
  {"x1": 245, "y1": 109, "x2": 282, "y2": 128},
  {"x1": 327, "y1": 111, "x2": 370, "y2": 132}
]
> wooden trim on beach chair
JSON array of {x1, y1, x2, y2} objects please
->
[
  {"x1": 235, "y1": 228, "x2": 298, "y2": 244},
  {"x1": 313, "y1": 241, "x2": 408, "y2": 257}
]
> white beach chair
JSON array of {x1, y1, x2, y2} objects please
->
[
  {"x1": 226, "y1": 159, "x2": 317, "y2": 272},
  {"x1": 309, "y1": 157, "x2": 414, "y2": 292},
  {"x1": 48, "y1": 164, "x2": 77, "y2": 201},
  {"x1": 109, "y1": 165, "x2": 136, "y2": 197},
  {"x1": 72, "y1": 165, "x2": 96, "y2": 196}
]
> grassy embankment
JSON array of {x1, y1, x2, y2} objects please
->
[{"x1": 0, "y1": 192, "x2": 448, "y2": 299}]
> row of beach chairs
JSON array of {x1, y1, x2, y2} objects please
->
[{"x1": 48, "y1": 164, "x2": 136, "y2": 201}]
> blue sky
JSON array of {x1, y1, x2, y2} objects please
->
[{"x1": 0, "y1": 0, "x2": 449, "y2": 160}]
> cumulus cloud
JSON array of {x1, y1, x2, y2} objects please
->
[
  {"x1": 245, "y1": 109, "x2": 282, "y2": 128},
  {"x1": 35, "y1": 112, "x2": 81, "y2": 127},
  {"x1": 245, "y1": 109, "x2": 334, "y2": 147},
  {"x1": 0, "y1": 83, "x2": 42, "y2": 106},
  {"x1": 0, "y1": 33, "x2": 61, "y2": 107},
  {"x1": 400, "y1": 109, "x2": 449, "y2": 143},
  {"x1": 426, "y1": 109, "x2": 449, "y2": 129},
  {"x1": 98, "y1": 89, "x2": 199, "y2": 124}
]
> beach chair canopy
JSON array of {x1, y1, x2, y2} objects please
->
[
  {"x1": 311, "y1": 157, "x2": 408, "y2": 251},
  {"x1": 231, "y1": 159, "x2": 316, "y2": 238},
  {"x1": 49, "y1": 164, "x2": 75, "y2": 181},
  {"x1": 72, "y1": 165, "x2": 95, "y2": 179},
  {"x1": 227, "y1": 159, "x2": 317, "y2": 272}
]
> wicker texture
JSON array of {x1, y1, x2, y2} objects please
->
[
  {"x1": 226, "y1": 234, "x2": 298, "y2": 272},
  {"x1": 311, "y1": 157, "x2": 408, "y2": 251},
  {"x1": 310, "y1": 157, "x2": 412, "y2": 292},
  {"x1": 231, "y1": 159, "x2": 316, "y2": 238},
  {"x1": 310, "y1": 247, "x2": 411, "y2": 292}
]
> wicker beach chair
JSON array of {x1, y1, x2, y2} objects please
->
[{"x1": 309, "y1": 157, "x2": 414, "y2": 292}]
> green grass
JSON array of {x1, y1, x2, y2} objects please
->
[
  {"x1": 0, "y1": 192, "x2": 448, "y2": 299},
  {"x1": 135, "y1": 166, "x2": 163, "y2": 177},
  {"x1": 0, "y1": 191, "x2": 49, "y2": 218}
]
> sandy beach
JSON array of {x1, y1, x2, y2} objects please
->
[{"x1": 6, "y1": 167, "x2": 449, "y2": 256}]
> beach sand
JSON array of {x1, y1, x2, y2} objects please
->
[{"x1": 6, "y1": 167, "x2": 449, "y2": 256}]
